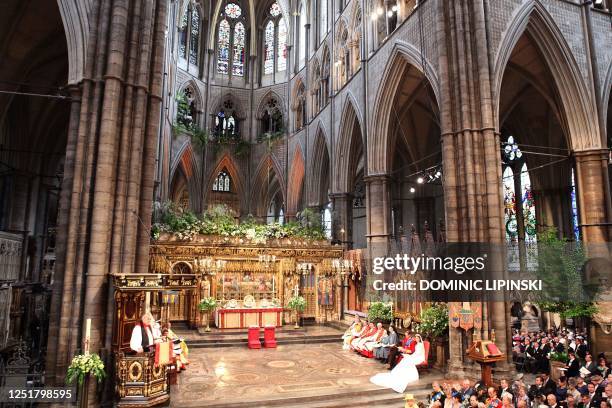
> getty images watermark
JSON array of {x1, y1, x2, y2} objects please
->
[{"x1": 371, "y1": 253, "x2": 542, "y2": 292}]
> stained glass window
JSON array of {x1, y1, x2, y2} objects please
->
[
  {"x1": 503, "y1": 166, "x2": 517, "y2": 242},
  {"x1": 217, "y1": 19, "x2": 230, "y2": 74},
  {"x1": 270, "y1": 2, "x2": 282, "y2": 16},
  {"x1": 225, "y1": 3, "x2": 242, "y2": 18},
  {"x1": 520, "y1": 163, "x2": 536, "y2": 243},
  {"x1": 277, "y1": 19, "x2": 287, "y2": 72},
  {"x1": 179, "y1": 9, "x2": 188, "y2": 59},
  {"x1": 502, "y1": 135, "x2": 536, "y2": 243},
  {"x1": 213, "y1": 170, "x2": 231, "y2": 192},
  {"x1": 264, "y1": 20, "x2": 275, "y2": 75},
  {"x1": 571, "y1": 168, "x2": 580, "y2": 241},
  {"x1": 322, "y1": 202, "x2": 332, "y2": 239},
  {"x1": 232, "y1": 22, "x2": 245, "y2": 76},
  {"x1": 189, "y1": 7, "x2": 200, "y2": 65}
]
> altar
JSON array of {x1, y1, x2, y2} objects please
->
[
  {"x1": 215, "y1": 307, "x2": 284, "y2": 328},
  {"x1": 148, "y1": 235, "x2": 351, "y2": 328}
]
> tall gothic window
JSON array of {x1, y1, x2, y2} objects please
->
[
  {"x1": 320, "y1": 0, "x2": 327, "y2": 43},
  {"x1": 232, "y1": 22, "x2": 245, "y2": 76},
  {"x1": 213, "y1": 169, "x2": 232, "y2": 192},
  {"x1": 218, "y1": 19, "x2": 231, "y2": 74},
  {"x1": 277, "y1": 19, "x2": 287, "y2": 72},
  {"x1": 259, "y1": 96, "x2": 284, "y2": 138},
  {"x1": 178, "y1": 2, "x2": 201, "y2": 67},
  {"x1": 570, "y1": 168, "x2": 580, "y2": 241},
  {"x1": 322, "y1": 202, "x2": 332, "y2": 239},
  {"x1": 502, "y1": 135, "x2": 536, "y2": 243},
  {"x1": 262, "y1": 2, "x2": 287, "y2": 75},
  {"x1": 216, "y1": 3, "x2": 247, "y2": 77},
  {"x1": 298, "y1": 2, "x2": 306, "y2": 67}
]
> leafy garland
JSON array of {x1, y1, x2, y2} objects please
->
[
  {"x1": 65, "y1": 353, "x2": 106, "y2": 386},
  {"x1": 151, "y1": 203, "x2": 327, "y2": 242}
]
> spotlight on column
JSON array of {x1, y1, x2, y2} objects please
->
[
  {"x1": 417, "y1": 177, "x2": 424, "y2": 184},
  {"x1": 387, "y1": 10, "x2": 393, "y2": 17},
  {"x1": 391, "y1": 5, "x2": 398, "y2": 12},
  {"x1": 409, "y1": 187, "x2": 416, "y2": 193},
  {"x1": 377, "y1": 7, "x2": 384, "y2": 15}
]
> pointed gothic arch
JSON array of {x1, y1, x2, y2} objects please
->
[
  {"x1": 335, "y1": 96, "x2": 364, "y2": 193},
  {"x1": 308, "y1": 124, "x2": 331, "y2": 206},
  {"x1": 204, "y1": 153, "x2": 245, "y2": 215},
  {"x1": 250, "y1": 155, "x2": 286, "y2": 219},
  {"x1": 369, "y1": 43, "x2": 440, "y2": 174},
  {"x1": 169, "y1": 142, "x2": 201, "y2": 211},
  {"x1": 286, "y1": 145, "x2": 305, "y2": 217},
  {"x1": 493, "y1": 1, "x2": 600, "y2": 150}
]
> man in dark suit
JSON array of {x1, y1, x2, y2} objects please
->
[
  {"x1": 542, "y1": 373, "x2": 557, "y2": 397},
  {"x1": 577, "y1": 394, "x2": 591, "y2": 408},
  {"x1": 529, "y1": 376, "x2": 545, "y2": 401},
  {"x1": 586, "y1": 383, "x2": 601, "y2": 408},
  {"x1": 566, "y1": 351, "x2": 580, "y2": 378},
  {"x1": 499, "y1": 379, "x2": 514, "y2": 403},
  {"x1": 575, "y1": 339, "x2": 588, "y2": 359}
]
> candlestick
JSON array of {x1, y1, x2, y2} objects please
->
[
  {"x1": 85, "y1": 318, "x2": 91, "y2": 354},
  {"x1": 272, "y1": 276, "x2": 275, "y2": 294}
]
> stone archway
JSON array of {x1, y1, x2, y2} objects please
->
[
  {"x1": 334, "y1": 96, "x2": 365, "y2": 248},
  {"x1": 286, "y1": 146, "x2": 305, "y2": 218}
]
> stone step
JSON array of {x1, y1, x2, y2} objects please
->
[
  {"x1": 173, "y1": 385, "x2": 432, "y2": 408},
  {"x1": 189, "y1": 335, "x2": 341, "y2": 348}
]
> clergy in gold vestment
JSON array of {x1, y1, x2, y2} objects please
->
[{"x1": 342, "y1": 316, "x2": 363, "y2": 350}]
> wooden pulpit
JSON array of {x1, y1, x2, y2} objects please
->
[{"x1": 467, "y1": 340, "x2": 505, "y2": 386}]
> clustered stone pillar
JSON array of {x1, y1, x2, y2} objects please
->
[
  {"x1": 436, "y1": 0, "x2": 513, "y2": 379},
  {"x1": 45, "y1": 0, "x2": 168, "y2": 402}
]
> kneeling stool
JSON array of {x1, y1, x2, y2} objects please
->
[
  {"x1": 248, "y1": 326, "x2": 261, "y2": 349},
  {"x1": 264, "y1": 325, "x2": 277, "y2": 348}
]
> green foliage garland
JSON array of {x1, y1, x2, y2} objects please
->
[
  {"x1": 65, "y1": 353, "x2": 106, "y2": 386},
  {"x1": 151, "y1": 203, "x2": 327, "y2": 242}
]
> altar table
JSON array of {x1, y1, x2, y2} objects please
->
[{"x1": 215, "y1": 307, "x2": 284, "y2": 329}]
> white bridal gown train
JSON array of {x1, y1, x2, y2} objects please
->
[{"x1": 369, "y1": 342, "x2": 425, "y2": 393}]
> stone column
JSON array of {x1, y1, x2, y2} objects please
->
[{"x1": 575, "y1": 149, "x2": 611, "y2": 246}]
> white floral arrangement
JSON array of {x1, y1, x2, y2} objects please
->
[{"x1": 65, "y1": 353, "x2": 106, "y2": 386}]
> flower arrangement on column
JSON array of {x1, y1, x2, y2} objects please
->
[
  {"x1": 287, "y1": 296, "x2": 307, "y2": 329},
  {"x1": 65, "y1": 353, "x2": 106, "y2": 386},
  {"x1": 198, "y1": 297, "x2": 218, "y2": 332}
]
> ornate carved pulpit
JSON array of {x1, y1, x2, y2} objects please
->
[
  {"x1": 112, "y1": 273, "x2": 197, "y2": 407},
  {"x1": 467, "y1": 339, "x2": 504, "y2": 386}
]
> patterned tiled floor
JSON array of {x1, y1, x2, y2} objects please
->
[{"x1": 170, "y1": 342, "x2": 430, "y2": 407}]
